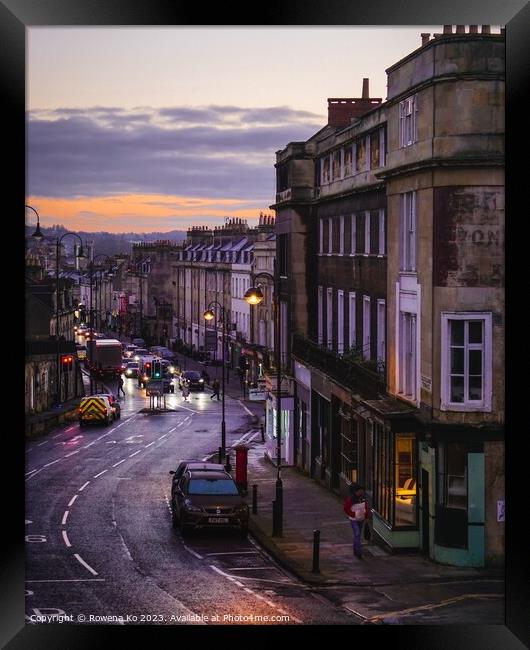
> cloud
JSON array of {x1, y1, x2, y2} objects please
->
[{"x1": 27, "y1": 105, "x2": 322, "y2": 200}]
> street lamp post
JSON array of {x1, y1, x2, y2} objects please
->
[
  {"x1": 244, "y1": 267, "x2": 283, "y2": 536},
  {"x1": 87, "y1": 254, "x2": 114, "y2": 392},
  {"x1": 204, "y1": 301, "x2": 227, "y2": 462},
  {"x1": 28, "y1": 205, "x2": 85, "y2": 405}
]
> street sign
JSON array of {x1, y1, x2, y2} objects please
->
[
  {"x1": 205, "y1": 329, "x2": 217, "y2": 352},
  {"x1": 146, "y1": 381, "x2": 163, "y2": 396}
]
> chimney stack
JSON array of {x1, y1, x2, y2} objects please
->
[
  {"x1": 443, "y1": 25, "x2": 453, "y2": 34},
  {"x1": 481, "y1": 25, "x2": 491, "y2": 34},
  {"x1": 421, "y1": 33, "x2": 430, "y2": 45},
  {"x1": 362, "y1": 78, "x2": 369, "y2": 99},
  {"x1": 469, "y1": 25, "x2": 478, "y2": 33},
  {"x1": 327, "y1": 77, "x2": 382, "y2": 128},
  {"x1": 456, "y1": 25, "x2": 465, "y2": 34}
]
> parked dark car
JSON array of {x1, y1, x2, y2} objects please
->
[
  {"x1": 170, "y1": 461, "x2": 227, "y2": 488},
  {"x1": 170, "y1": 470, "x2": 248, "y2": 536},
  {"x1": 179, "y1": 370, "x2": 205, "y2": 391}
]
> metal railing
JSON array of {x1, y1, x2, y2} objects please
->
[{"x1": 292, "y1": 334, "x2": 385, "y2": 398}]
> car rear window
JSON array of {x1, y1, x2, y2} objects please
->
[
  {"x1": 188, "y1": 479, "x2": 239, "y2": 495},
  {"x1": 183, "y1": 371, "x2": 200, "y2": 380}
]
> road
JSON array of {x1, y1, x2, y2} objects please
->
[{"x1": 25, "y1": 376, "x2": 356, "y2": 626}]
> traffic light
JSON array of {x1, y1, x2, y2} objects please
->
[
  {"x1": 152, "y1": 359, "x2": 161, "y2": 379},
  {"x1": 144, "y1": 362, "x2": 151, "y2": 377},
  {"x1": 61, "y1": 355, "x2": 74, "y2": 372}
]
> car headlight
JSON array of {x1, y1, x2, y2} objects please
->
[
  {"x1": 184, "y1": 499, "x2": 202, "y2": 513},
  {"x1": 169, "y1": 366, "x2": 175, "y2": 373},
  {"x1": 199, "y1": 379, "x2": 204, "y2": 383}
]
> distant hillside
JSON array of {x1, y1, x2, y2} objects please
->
[{"x1": 25, "y1": 225, "x2": 187, "y2": 257}]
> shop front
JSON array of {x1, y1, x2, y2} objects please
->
[
  {"x1": 362, "y1": 398, "x2": 421, "y2": 550},
  {"x1": 264, "y1": 374, "x2": 295, "y2": 466},
  {"x1": 293, "y1": 361, "x2": 311, "y2": 474}
]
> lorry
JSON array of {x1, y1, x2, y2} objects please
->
[{"x1": 87, "y1": 338, "x2": 123, "y2": 377}]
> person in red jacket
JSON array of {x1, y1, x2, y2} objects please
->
[{"x1": 343, "y1": 483, "x2": 371, "y2": 559}]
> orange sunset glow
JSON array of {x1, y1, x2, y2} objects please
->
[{"x1": 27, "y1": 194, "x2": 269, "y2": 232}]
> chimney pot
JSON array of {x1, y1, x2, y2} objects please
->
[
  {"x1": 421, "y1": 33, "x2": 430, "y2": 45},
  {"x1": 456, "y1": 25, "x2": 465, "y2": 34},
  {"x1": 443, "y1": 25, "x2": 453, "y2": 34},
  {"x1": 362, "y1": 78, "x2": 369, "y2": 99},
  {"x1": 481, "y1": 25, "x2": 491, "y2": 34},
  {"x1": 469, "y1": 25, "x2": 478, "y2": 33}
]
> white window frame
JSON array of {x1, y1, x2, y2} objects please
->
[
  {"x1": 364, "y1": 211, "x2": 371, "y2": 255},
  {"x1": 399, "y1": 95, "x2": 418, "y2": 147},
  {"x1": 350, "y1": 214, "x2": 356, "y2": 256},
  {"x1": 348, "y1": 292, "x2": 356, "y2": 351},
  {"x1": 378, "y1": 209, "x2": 386, "y2": 255},
  {"x1": 377, "y1": 299, "x2": 386, "y2": 364},
  {"x1": 328, "y1": 218, "x2": 333, "y2": 255},
  {"x1": 399, "y1": 311, "x2": 417, "y2": 401},
  {"x1": 440, "y1": 312, "x2": 492, "y2": 412},
  {"x1": 317, "y1": 286, "x2": 323, "y2": 345},
  {"x1": 319, "y1": 218, "x2": 324, "y2": 255},
  {"x1": 337, "y1": 289, "x2": 344, "y2": 354},
  {"x1": 400, "y1": 191, "x2": 416, "y2": 271},
  {"x1": 362, "y1": 296, "x2": 371, "y2": 360},
  {"x1": 327, "y1": 287, "x2": 333, "y2": 350},
  {"x1": 339, "y1": 216, "x2": 345, "y2": 255}
]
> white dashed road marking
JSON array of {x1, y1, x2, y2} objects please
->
[
  {"x1": 68, "y1": 495, "x2": 78, "y2": 507},
  {"x1": 62, "y1": 530, "x2": 72, "y2": 547},
  {"x1": 61, "y1": 511, "x2": 69, "y2": 525},
  {"x1": 79, "y1": 481, "x2": 90, "y2": 491},
  {"x1": 93, "y1": 469, "x2": 108, "y2": 478},
  {"x1": 112, "y1": 459, "x2": 126, "y2": 467}
]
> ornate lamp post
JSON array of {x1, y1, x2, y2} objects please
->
[
  {"x1": 28, "y1": 205, "x2": 85, "y2": 404},
  {"x1": 244, "y1": 268, "x2": 283, "y2": 536},
  {"x1": 204, "y1": 301, "x2": 227, "y2": 462}
]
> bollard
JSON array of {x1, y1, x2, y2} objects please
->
[
  {"x1": 252, "y1": 484, "x2": 258, "y2": 514},
  {"x1": 312, "y1": 529, "x2": 320, "y2": 573},
  {"x1": 218, "y1": 446, "x2": 223, "y2": 464},
  {"x1": 224, "y1": 452, "x2": 232, "y2": 474},
  {"x1": 272, "y1": 499, "x2": 278, "y2": 537},
  {"x1": 260, "y1": 424, "x2": 265, "y2": 442}
]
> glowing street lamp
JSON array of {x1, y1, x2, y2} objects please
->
[
  {"x1": 204, "y1": 302, "x2": 227, "y2": 462},
  {"x1": 244, "y1": 269, "x2": 283, "y2": 536}
]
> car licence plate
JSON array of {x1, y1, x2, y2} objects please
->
[{"x1": 208, "y1": 517, "x2": 229, "y2": 524}]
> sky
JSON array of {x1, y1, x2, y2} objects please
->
[{"x1": 26, "y1": 26, "x2": 442, "y2": 234}]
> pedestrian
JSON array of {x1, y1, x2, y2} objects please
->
[
  {"x1": 210, "y1": 378, "x2": 220, "y2": 401},
  {"x1": 181, "y1": 381, "x2": 190, "y2": 402},
  {"x1": 343, "y1": 483, "x2": 371, "y2": 559},
  {"x1": 117, "y1": 374, "x2": 125, "y2": 397}
]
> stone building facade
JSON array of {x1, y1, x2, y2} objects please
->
[{"x1": 272, "y1": 26, "x2": 504, "y2": 567}]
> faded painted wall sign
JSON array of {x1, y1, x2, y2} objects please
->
[{"x1": 434, "y1": 187, "x2": 504, "y2": 287}]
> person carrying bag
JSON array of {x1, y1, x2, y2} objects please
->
[{"x1": 343, "y1": 483, "x2": 371, "y2": 559}]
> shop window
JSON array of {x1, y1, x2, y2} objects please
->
[
  {"x1": 340, "y1": 413, "x2": 358, "y2": 482},
  {"x1": 394, "y1": 434, "x2": 417, "y2": 526}
]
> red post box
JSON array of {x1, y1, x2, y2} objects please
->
[{"x1": 235, "y1": 444, "x2": 249, "y2": 493}]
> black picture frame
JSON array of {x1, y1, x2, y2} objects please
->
[{"x1": 9, "y1": 0, "x2": 528, "y2": 647}]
